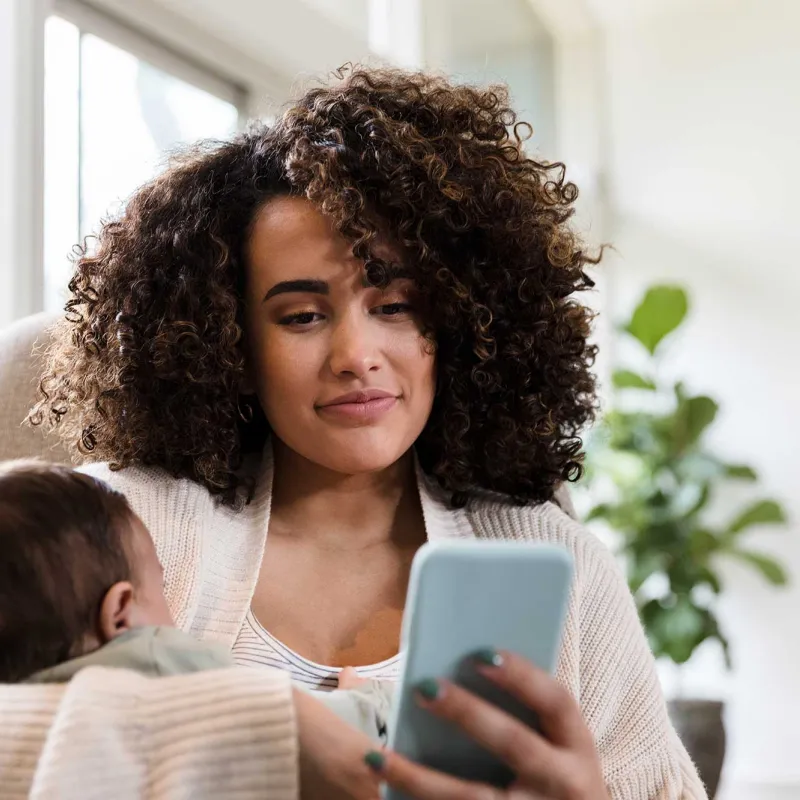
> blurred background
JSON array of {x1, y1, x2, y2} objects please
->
[{"x1": 0, "y1": 1, "x2": 797, "y2": 798}]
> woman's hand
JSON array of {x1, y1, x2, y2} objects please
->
[
  {"x1": 338, "y1": 666, "x2": 368, "y2": 690},
  {"x1": 368, "y1": 650, "x2": 609, "y2": 800},
  {"x1": 293, "y1": 686, "x2": 382, "y2": 800}
]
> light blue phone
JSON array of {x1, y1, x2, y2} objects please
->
[{"x1": 385, "y1": 540, "x2": 573, "y2": 797}]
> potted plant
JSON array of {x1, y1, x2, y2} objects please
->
[{"x1": 584, "y1": 285, "x2": 788, "y2": 797}]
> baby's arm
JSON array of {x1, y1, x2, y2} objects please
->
[{"x1": 299, "y1": 679, "x2": 395, "y2": 745}]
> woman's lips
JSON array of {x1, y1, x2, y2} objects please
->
[{"x1": 317, "y1": 391, "x2": 399, "y2": 422}]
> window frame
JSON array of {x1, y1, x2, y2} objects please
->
[
  {"x1": 52, "y1": 0, "x2": 249, "y2": 114},
  {"x1": 41, "y1": 0, "x2": 249, "y2": 313}
]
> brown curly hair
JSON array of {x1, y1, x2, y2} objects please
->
[{"x1": 31, "y1": 66, "x2": 600, "y2": 507}]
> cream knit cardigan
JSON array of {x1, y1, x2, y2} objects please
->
[{"x1": 0, "y1": 452, "x2": 707, "y2": 800}]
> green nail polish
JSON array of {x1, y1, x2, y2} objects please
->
[
  {"x1": 474, "y1": 648, "x2": 504, "y2": 667},
  {"x1": 364, "y1": 750, "x2": 385, "y2": 772},
  {"x1": 416, "y1": 678, "x2": 441, "y2": 701}
]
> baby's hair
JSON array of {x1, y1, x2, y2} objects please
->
[{"x1": 0, "y1": 460, "x2": 135, "y2": 682}]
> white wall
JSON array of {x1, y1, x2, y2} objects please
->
[
  {"x1": 301, "y1": 0, "x2": 369, "y2": 39},
  {"x1": 600, "y1": 1, "x2": 800, "y2": 795},
  {"x1": 423, "y1": 0, "x2": 557, "y2": 157},
  {"x1": 86, "y1": 0, "x2": 372, "y2": 116},
  {"x1": 0, "y1": 0, "x2": 45, "y2": 325},
  {"x1": 447, "y1": 42, "x2": 556, "y2": 158}
]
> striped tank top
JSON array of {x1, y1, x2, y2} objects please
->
[{"x1": 231, "y1": 608, "x2": 402, "y2": 690}]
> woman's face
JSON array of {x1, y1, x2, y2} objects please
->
[{"x1": 243, "y1": 196, "x2": 436, "y2": 475}]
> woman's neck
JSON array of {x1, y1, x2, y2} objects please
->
[{"x1": 269, "y1": 440, "x2": 425, "y2": 551}]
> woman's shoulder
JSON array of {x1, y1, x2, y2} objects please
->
[
  {"x1": 466, "y1": 494, "x2": 615, "y2": 573},
  {"x1": 79, "y1": 461, "x2": 209, "y2": 498},
  {"x1": 77, "y1": 461, "x2": 217, "y2": 524},
  {"x1": 77, "y1": 462, "x2": 220, "y2": 630}
]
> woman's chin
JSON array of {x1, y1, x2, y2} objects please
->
[
  {"x1": 275, "y1": 428, "x2": 417, "y2": 477},
  {"x1": 312, "y1": 446, "x2": 411, "y2": 477}
]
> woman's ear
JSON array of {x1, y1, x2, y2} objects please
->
[
  {"x1": 239, "y1": 333, "x2": 257, "y2": 396},
  {"x1": 98, "y1": 581, "x2": 136, "y2": 643},
  {"x1": 239, "y1": 365, "x2": 257, "y2": 397},
  {"x1": 238, "y1": 369, "x2": 258, "y2": 423}
]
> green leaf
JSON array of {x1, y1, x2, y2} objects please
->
[
  {"x1": 725, "y1": 464, "x2": 758, "y2": 481},
  {"x1": 684, "y1": 396, "x2": 718, "y2": 443},
  {"x1": 675, "y1": 453, "x2": 725, "y2": 483},
  {"x1": 729, "y1": 549, "x2": 789, "y2": 586},
  {"x1": 586, "y1": 503, "x2": 611, "y2": 522},
  {"x1": 627, "y1": 550, "x2": 665, "y2": 593},
  {"x1": 670, "y1": 600, "x2": 706, "y2": 638},
  {"x1": 717, "y1": 628, "x2": 732, "y2": 670},
  {"x1": 613, "y1": 370, "x2": 657, "y2": 391},
  {"x1": 696, "y1": 566, "x2": 723, "y2": 594},
  {"x1": 673, "y1": 395, "x2": 718, "y2": 450},
  {"x1": 625, "y1": 285, "x2": 689, "y2": 354},
  {"x1": 641, "y1": 598, "x2": 729, "y2": 665},
  {"x1": 641, "y1": 596, "x2": 709, "y2": 664},
  {"x1": 689, "y1": 527, "x2": 720, "y2": 559},
  {"x1": 687, "y1": 484, "x2": 711, "y2": 518},
  {"x1": 728, "y1": 500, "x2": 787, "y2": 534}
]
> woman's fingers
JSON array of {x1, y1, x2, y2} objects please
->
[
  {"x1": 338, "y1": 666, "x2": 368, "y2": 690},
  {"x1": 414, "y1": 678, "x2": 561, "y2": 784},
  {"x1": 293, "y1": 688, "x2": 383, "y2": 800},
  {"x1": 367, "y1": 749, "x2": 501, "y2": 800},
  {"x1": 370, "y1": 654, "x2": 605, "y2": 800},
  {"x1": 475, "y1": 650, "x2": 592, "y2": 749}
]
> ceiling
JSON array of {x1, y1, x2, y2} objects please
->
[
  {"x1": 86, "y1": 0, "x2": 719, "y2": 98},
  {"x1": 300, "y1": 0, "x2": 369, "y2": 38},
  {"x1": 440, "y1": 0, "x2": 550, "y2": 53},
  {"x1": 158, "y1": 0, "x2": 370, "y2": 73},
  {"x1": 527, "y1": 0, "x2": 735, "y2": 35}
]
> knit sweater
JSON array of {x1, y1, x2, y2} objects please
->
[{"x1": 0, "y1": 451, "x2": 707, "y2": 799}]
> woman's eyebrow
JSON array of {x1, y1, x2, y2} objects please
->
[{"x1": 263, "y1": 279, "x2": 329, "y2": 302}]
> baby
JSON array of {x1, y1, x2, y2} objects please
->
[{"x1": 0, "y1": 460, "x2": 392, "y2": 742}]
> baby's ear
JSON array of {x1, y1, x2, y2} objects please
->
[{"x1": 98, "y1": 581, "x2": 136, "y2": 643}]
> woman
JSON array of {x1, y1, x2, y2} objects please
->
[{"x1": 18, "y1": 67, "x2": 704, "y2": 799}]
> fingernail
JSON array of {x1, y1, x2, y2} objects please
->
[
  {"x1": 415, "y1": 678, "x2": 441, "y2": 701},
  {"x1": 474, "y1": 647, "x2": 504, "y2": 667},
  {"x1": 364, "y1": 750, "x2": 385, "y2": 773}
]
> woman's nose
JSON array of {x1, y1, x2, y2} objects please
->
[{"x1": 328, "y1": 314, "x2": 381, "y2": 378}]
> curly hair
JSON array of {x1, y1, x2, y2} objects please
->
[{"x1": 30, "y1": 66, "x2": 600, "y2": 507}]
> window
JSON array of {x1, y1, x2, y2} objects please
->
[{"x1": 43, "y1": 6, "x2": 245, "y2": 312}]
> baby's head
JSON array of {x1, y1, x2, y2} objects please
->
[{"x1": 0, "y1": 460, "x2": 173, "y2": 682}]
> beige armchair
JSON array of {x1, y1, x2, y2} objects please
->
[{"x1": 0, "y1": 312, "x2": 71, "y2": 463}]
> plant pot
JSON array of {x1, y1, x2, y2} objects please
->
[{"x1": 668, "y1": 699, "x2": 725, "y2": 798}]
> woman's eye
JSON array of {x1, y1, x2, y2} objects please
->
[
  {"x1": 278, "y1": 311, "x2": 322, "y2": 327},
  {"x1": 376, "y1": 303, "x2": 413, "y2": 317}
]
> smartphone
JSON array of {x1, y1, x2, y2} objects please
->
[{"x1": 384, "y1": 540, "x2": 573, "y2": 797}]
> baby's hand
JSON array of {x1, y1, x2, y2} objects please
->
[{"x1": 337, "y1": 666, "x2": 369, "y2": 690}]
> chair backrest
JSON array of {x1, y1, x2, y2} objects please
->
[{"x1": 0, "y1": 312, "x2": 72, "y2": 464}]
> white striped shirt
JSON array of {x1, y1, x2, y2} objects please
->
[{"x1": 231, "y1": 609, "x2": 402, "y2": 690}]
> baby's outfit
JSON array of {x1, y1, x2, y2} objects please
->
[
  {"x1": 27, "y1": 626, "x2": 393, "y2": 744},
  {"x1": 304, "y1": 678, "x2": 394, "y2": 744}
]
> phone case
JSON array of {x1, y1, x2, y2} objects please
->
[{"x1": 384, "y1": 540, "x2": 573, "y2": 798}]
